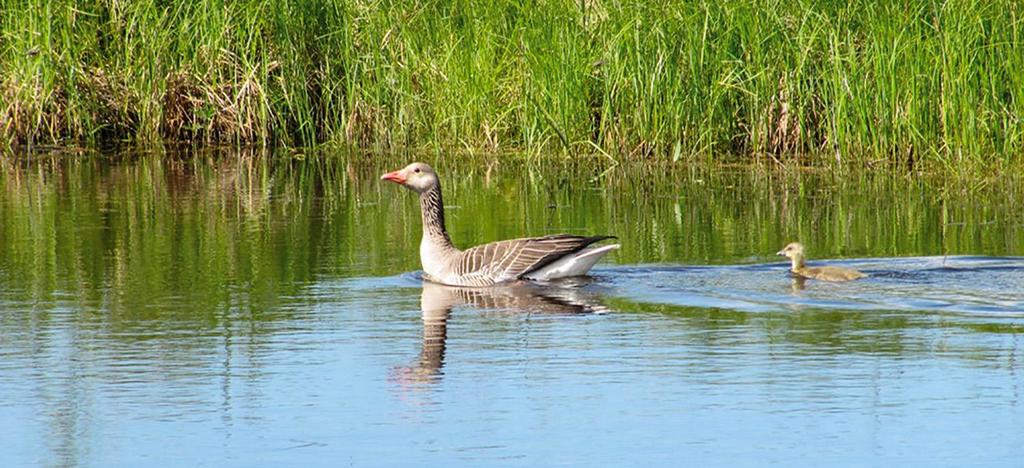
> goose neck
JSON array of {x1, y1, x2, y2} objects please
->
[{"x1": 419, "y1": 185, "x2": 453, "y2": 247}]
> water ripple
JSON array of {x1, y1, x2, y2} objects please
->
[{"x1": 603, "y1": 256, "x2": 1024, "y2": 315}]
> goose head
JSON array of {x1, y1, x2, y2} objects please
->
[
  {"x1": 381, "y1": 162, "x2": 439, "y2": 194},
  {"x1": 776, "y1": 242, "x2": 805, "y2": 260}
]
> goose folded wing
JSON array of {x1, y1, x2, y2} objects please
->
[{"x1": 456, "y1": 235, "x2": 614, "y2": 284}]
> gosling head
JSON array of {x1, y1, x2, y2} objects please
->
[
  {"x1": 777, "y1": 242, "x2": 806, "y2": 270},
  {"x1": 380, "y1": 162, "x2": 440, "y2": 194},
  {"x1": 776, "y1": 242, "x2": 805, "y2": 260}
]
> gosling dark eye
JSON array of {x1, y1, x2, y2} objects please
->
[{"x1": 414, "y1": 168, "x2": 421, "y2": 173}]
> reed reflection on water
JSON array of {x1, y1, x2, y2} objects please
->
[{"x1": 0, "y1": 150, "x2": 1022, "y2": 466}]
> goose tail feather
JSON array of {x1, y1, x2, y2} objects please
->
[{"x1": 522, "y1": 244, "x2": 620, "y2": 281}]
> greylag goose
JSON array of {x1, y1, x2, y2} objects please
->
[
  {"x1": 381, "y1": 162, "x2": 619, "y2": 286},
  {"x1": 776, "y1": 242, "x2": 866, "y2": 282}
]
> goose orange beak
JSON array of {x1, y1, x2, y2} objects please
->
[{"x1": 381, "y1": 170, "x2": 406, "y2": 185}]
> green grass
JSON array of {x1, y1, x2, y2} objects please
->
[{"x1": 1, "y1": 0, "x2": 1022, "y2": 170}]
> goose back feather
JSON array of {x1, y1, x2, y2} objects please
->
[{"x1": 444, "y1": 235, "x2": 616, "y2": 286}]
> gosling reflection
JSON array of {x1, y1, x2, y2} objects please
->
[
  {"x1": 393, "y1": 279, "x2": 608, "y2": 388},
  {"x1": 790, "y1": 275, "x2": 808, "y2": 292}
]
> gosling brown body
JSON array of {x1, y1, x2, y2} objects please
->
[{"x1": 776, "y1": 242, "x2": 865, "y2": 282}]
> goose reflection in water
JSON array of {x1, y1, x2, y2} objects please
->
[{"x1": 391, "y1": 279, "x2": 609, "y2": 388}]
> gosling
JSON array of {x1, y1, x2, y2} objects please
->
[{"x1": 776, "y1": 242, "x2": 866, "y2": 282}]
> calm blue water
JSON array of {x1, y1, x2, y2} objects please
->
[
  {"x1": 1, "y1": 155, "x2": 1022, "y2": 466},
  {"x1": 3, "y1": 258, "x2": 1023, "y2": 466}
]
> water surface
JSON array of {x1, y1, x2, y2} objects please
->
[{"x1": 0, "y1": 152, "x2": 1022, "y2": 466}]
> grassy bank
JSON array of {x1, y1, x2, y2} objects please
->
[{"x1": 2, "y1": 0, "x2": 1022, "y2": 169}]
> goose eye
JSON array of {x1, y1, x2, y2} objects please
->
[{"x1": 414, "y1": 168, "x2": 421, "y2": 173}]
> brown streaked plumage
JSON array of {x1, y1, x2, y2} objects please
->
[
  {"x1": 381, "y1": 162, "x2": 619, "y2": 287},
  {"x1": 776, "y1": 242, "x2": 866, "y2": 282}
]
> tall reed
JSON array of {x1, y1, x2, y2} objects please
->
[{"x1": 1, "y1": 0, "x2": 1021, "y2": 170}]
